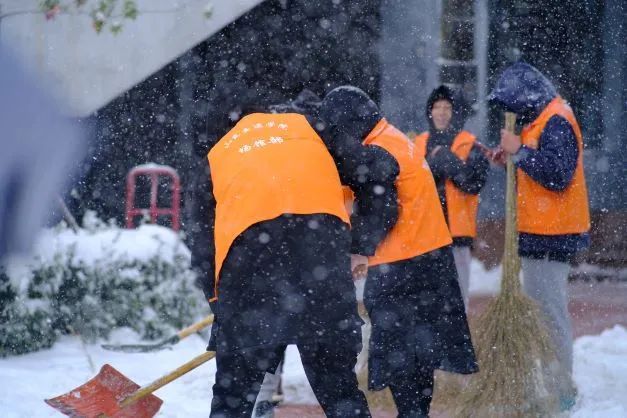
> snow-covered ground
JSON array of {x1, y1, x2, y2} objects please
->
[
  {"x1": 1, "y1": 326, "x2": 627, "y2": 417},
  {"x1": 1, "y1": 234, "x2": 625, "y2": 417},
  {"x1": 1, "y1": 312, "x2": 626, "y2": 416}
]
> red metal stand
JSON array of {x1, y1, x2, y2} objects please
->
[{"x1": 125, "y1": 164, "x2": 181, "y2": 231}]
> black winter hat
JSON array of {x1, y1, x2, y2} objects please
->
[
  {"x1": 426, "y1": 85, "x2": 471, "y2": 131},
  {"x1": 319, "y1": 85, "x2": 381, "y2": 140}
]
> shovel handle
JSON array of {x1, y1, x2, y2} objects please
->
[
  {"x1": 120, "y1": 351, "x2": 215, "y2": 408},
  {"x1": 177, "y1": 315, "x2": 214, "y2": 340}
]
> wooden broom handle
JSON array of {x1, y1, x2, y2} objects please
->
[
  {"x1": 177, "y1": 315, "x2": 214, "y2": 340},
  {"x1": 502, "y1": 112, "x2": 521, "y2": 294},
  {"x1": 119, "y1": 351, "x2": 215, "y2": 408}
]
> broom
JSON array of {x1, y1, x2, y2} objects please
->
[{"x1": 451, "y1": 112, "x2": 559, "y2": 417}]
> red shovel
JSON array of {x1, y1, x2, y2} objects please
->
[{"x1": 45, "y1": 351, "x2": 215, "y2": 417}]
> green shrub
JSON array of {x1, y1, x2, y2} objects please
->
[{"x1": 0, "y1": 220, "x2": 205, "y2": 356}]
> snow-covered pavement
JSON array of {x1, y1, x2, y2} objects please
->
[{"x1": 1, "y1": 324, "x2": 626, "y2": 417}]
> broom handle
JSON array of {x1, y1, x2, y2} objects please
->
[
  {"x1": 119, "y1": 351, "x2": 215, "y2": 408},
  {"x1": 502, "y1": 112, "x2": 521, "y2": 295},
  {"x1": 177, "y1": 315, "x2": 214, "y2": 340}
]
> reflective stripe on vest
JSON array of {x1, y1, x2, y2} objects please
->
[
  {"x1": 208, "y1": 113, "x2": 350, "y2": 300},
  {"x1": 363, "y1": 119, "x2": 452, "y2": 266},
  {"x1": 518, "y1": 97, "x2": 590, "y2": 235},
  {"x1": 414, "y1": 131, "x2": 480, "y2": 238}
]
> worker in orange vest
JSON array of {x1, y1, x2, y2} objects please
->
[
  {"x1": 190, "y1": 97, "x2": 398, "y2": 417},
  {"x1": 414, "y1": 86, "x2": 489, "y2": 309},
  {"x1": 320, "y1": 86, "x2": 478, "y2": 418},
  {"x1": 489, "y1": 62, "x2": 591, "y2": 411}
]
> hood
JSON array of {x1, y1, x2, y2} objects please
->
[
  {"x1": 319, "y1": 85, "x2": 381, "y2": 141},
  {"x1": 425, "y1": 85, "x2": 471, "y2": 132},
  {"x1": 488, "y1": 62, "x2": 557, "y2": 119}
]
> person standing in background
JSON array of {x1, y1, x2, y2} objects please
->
[{"x1": 414, "y1": 86, "x2": 489, "y2": 309}]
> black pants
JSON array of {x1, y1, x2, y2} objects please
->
[
  {"x1": 210, "y1": 342, "x2": 371, "y2": 418},
  {"x1": 388, "y1": 366, "x2": 434, "y2": 418}
]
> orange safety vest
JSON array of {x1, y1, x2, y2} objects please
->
[
  {"x1": 207, "y1": 113, "x2": 350, "y2": 300},
  {"x1": 361, "y1": 119, "x2": 452, "y2": 266},
  {"x1": 517, "y1": 96, "x2": 590, "y2": 235},
  {"x1": 414, "y1": 131, "x2": 480, "y2": 238}
]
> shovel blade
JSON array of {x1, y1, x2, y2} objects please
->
[{"x1": 45, "y1": 364, "x2": 163, "y2": 418}]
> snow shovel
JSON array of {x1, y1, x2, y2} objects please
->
[
  {"x1": 45, "y1": 350, "x2": 215, "y2": 418},
  {"x1": 101, "y1": 314, "x2": 214, "y2": 353}
]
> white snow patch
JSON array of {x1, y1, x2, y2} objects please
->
[
  {"x1": 571, "y1": 325, "x2": 627, "y2": 417},
  {"x1": 281, "y1": 345, "x2": 317, "y2": 404},
  {"x1": 469, "y1": 258, "x2": 502, "y2": 295},
  {"x1": 30, "y1": 223, "x2": 188, "y2": 267}
]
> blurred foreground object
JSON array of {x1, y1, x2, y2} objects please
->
[{"x1": 0, "y1": 47, "x2": 84, "y2": 261}]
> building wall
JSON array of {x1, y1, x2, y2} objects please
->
[{"x1": 0, "y1": 0, "x2": 264, "y2": 117}]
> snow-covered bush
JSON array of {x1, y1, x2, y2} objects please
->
[
  {"x1": 0, "y1": 265, "x2": 56, "y2": 356},
  {"x1": 0, "y1": 215, "x2": 206, "y2": 356}
]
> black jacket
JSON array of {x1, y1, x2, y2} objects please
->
[{"x1": 364, "y1": 247, "x2": 478, "y2": 389}]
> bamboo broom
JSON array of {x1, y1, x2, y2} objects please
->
[{"x1": 451, "y1": 112, "x2": 559, "y2": 417}]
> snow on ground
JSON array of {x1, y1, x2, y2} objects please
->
[
  {"x1": 1, "y1": 324, "x2": 627, "y2": 417},
  {"x1": 571, "y1": 325, "x2": 627, "y2": 417},
  {"x1": 469, "y1": 258, "x2": 501, "y2": 295},
  {"x1": 0, "y1": 329, "x2": 215, "y2": 418},
  {"x1": 1, "y1": 256, "x2": 625, "y2": 417}
]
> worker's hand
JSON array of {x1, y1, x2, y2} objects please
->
[
  {"x1": 350, "y1": 254, "x2": 368, "y2": 281},
  {"x1": 500, "y1": 129, "x2": 522, "y2": 154},
  {"x1": 486, "y1": 146, "x2": 507, "y2": 166}
]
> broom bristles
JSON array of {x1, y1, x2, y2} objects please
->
[{"x1": 452, "y1": 289, "x2": 559, "y2": 417}]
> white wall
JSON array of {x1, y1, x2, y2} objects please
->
[{"x1": 0, "y1": 0, "x2": 265, "y2": 117}]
